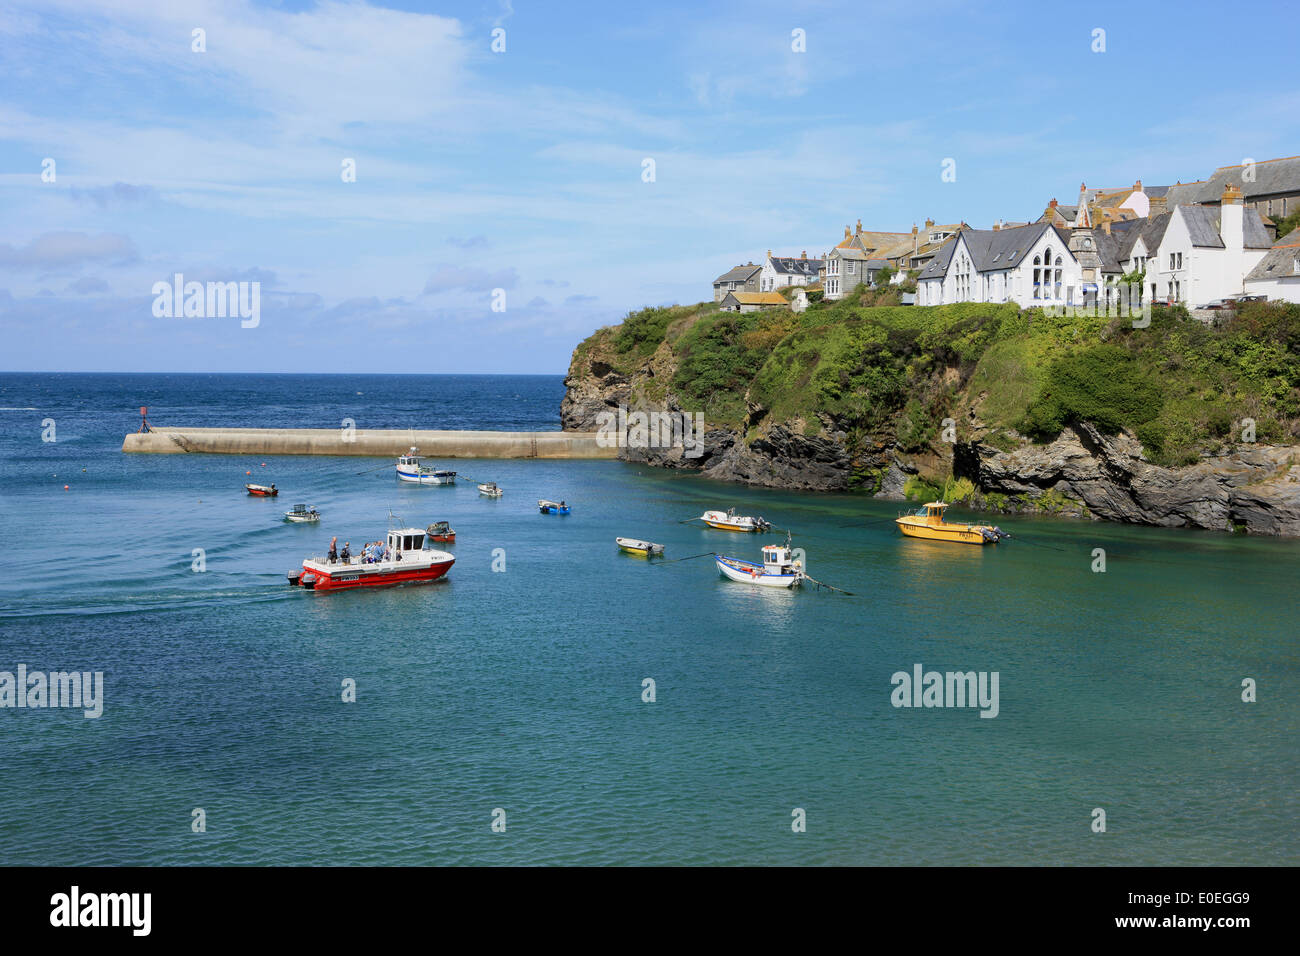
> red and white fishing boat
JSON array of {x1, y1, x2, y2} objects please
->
[
  {"x1": 715, "y1": 539, "x2": 803, "y2": 588},
  {"x1": 246, "y1": 482, "x2": 278, "y2": 497},
  {"x1": 289, "y1": 520, "x2": 454, "y2": 592}
]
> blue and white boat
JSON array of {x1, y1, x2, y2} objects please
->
[
  {"x1": 396, "y1": 447, "x2": 456, "y2": 485},
  {"x1": 538, "y1": 499, "x2": 571, "y2": 515},
  {"x1": 715, "y1": 540, "x2": 803, "y2": 588}
]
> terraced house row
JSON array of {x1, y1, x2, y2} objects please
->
[{"x1": 712, "y1": 155, "x2": 1300, "y2": 312}]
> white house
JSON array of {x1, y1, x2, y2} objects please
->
[
  {"x1": 759, "y1": 250, "x2": 823, "y2": 291},
  {"x1": 1144, "y1": 185, "x2": 1272, "y2": 305},
  {"x1": 1244, "y1": 228, "x2": 1300, "y2": 302},
  {"x1": 916, "y1": 220, "x2": 1084, "y2": 308}
]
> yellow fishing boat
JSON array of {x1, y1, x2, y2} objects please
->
[{"x1": 895, "y1": 501, "x2": 1007, "y2": 545}]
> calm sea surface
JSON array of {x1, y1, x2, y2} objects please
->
[{"x1": 0, "y1": 373, "x2": 1296, "y2": 865}]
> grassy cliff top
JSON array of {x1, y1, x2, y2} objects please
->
[{"x1": 572, "y1": 294, "x2": 1300, "y2": 467}]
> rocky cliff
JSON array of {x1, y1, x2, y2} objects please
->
[{"x1": 562, "y1": 300, "x2": 1300, "y2": 536}]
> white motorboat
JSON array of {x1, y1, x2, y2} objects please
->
[{"x1": 396, "y1": 447, "x2": 456, "y2": 485}]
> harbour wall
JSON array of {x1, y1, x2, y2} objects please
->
[{"x1": 122, "y1": 427, "x2": 618, "y2": 458}]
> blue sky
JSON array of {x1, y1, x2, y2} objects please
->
[{"x1": 2, "y1": 0, "x2": 1298, "y2": 373}]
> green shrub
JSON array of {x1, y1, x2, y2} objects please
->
[{"x1": 1019, "y1": 344, "x2": 1164, "y2": 438}]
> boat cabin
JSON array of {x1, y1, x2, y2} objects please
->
[
  {"x1": 389, "y1": 527, "x2": 426, "y2": 554},
  {"x1": 920, "y1": 501, "x2": 949, "y2": 523},
  {"x1": 762, "y1": 544, "x2": 798, "y2": 570},
  {"x1": 397, "y1": 448, "x2": 422, "y2": 469}
]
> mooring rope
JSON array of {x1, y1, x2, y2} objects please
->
[{"x1": 651, "y1": 551, "x2": 718, "y2": 565}]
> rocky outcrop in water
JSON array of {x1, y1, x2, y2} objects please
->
[{"x1": 965, "y1": 423, "x2": 1300, "y2": 535}]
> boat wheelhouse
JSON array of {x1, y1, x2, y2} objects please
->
[
  {"x1": 895, "y1": 501, "x2": 1007, "y2": 545},
  {"x1": 715, "y1": 540, "x2": 802, "y2": 588},
  {"x1": 396, "y1": 447, "x2": 456, "y2": 485},
  {"x1": 700, "y1": 508, "x2": 770, "y2": 533},
  {"x1": 291, "y1": 522, "x2": 454, "y2": 592},
  {"x1": 284, "y1": 503, "x2": 320, "y2": 522}
]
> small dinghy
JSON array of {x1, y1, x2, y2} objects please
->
[
  {"x1": 716, "y1": 539, "x2": 803, "y2": 588},
  {"x1": 284, "y1": 503, "x2": 320, "y2": 523},
  {"x1": 425, "y1": 520, "x2": 456, "y2": 543},
  {"x1": 246, "y1": 483, "x2": 278, "y2": 497},
  {"x1": 538, "y1": 499, "x2": 571, "y2": 515},
  {"x1": 617, "y1": 537, "x2": 664, "y2": 558},
  {"x1": 700, "y1": 507, "x2": 769, "y2": 532},
  {"x1": 396, "y1": 447, "x2": 456, "y2": 485},
  {"x1": 478, "y1": 482, "x2": 503, "y2": 497}
]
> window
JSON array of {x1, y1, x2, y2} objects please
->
[
  {"x1": 1294, "y1": 257, "x2": 1300, "y2": 275},
  {"x1": 1170, "y1": 253, "x2": 1176, "y2": 270},
  {"x1": 1054, "y1": 256, "x2": 1063, "y2": 300},
  {"x1": 1176, "y1": 252, "x2": 1183, "y2": 269},
  {"x1": 1032, "y1": 254, "x2": 1042, "y2": 299}
]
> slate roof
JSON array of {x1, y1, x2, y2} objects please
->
[
  {"x1": 1245, "y1": 228, "x2": 1300, "y2": 282},
  {"x1": 1136, "y1": 213, "x2": 1172, "y2": 256},
  {"x1": 1181, "y1": 205, "x2": 1227, "y2": 247},
  {"x1": 1165, "y1": 156, "x2": 1300, "y2": 206},
  {"x1": 770, "y1": 256, "x2": 823, "y2": 277},
  {"x1": 919, "y1": 221, "x2": 1068, "y2": 280},
  {"x1": 1106, "y1": 218, "x2": 1147, "y2": 261},
  {"x1": 713, "y1": 264, "x2": 761, "y2": 284},
  {"x1": 1179, "y1": 205, "x2": 1274, "y2": 248},
  {"x1": 916, "y1": 234, "x2": 959, "y2": 280},
  {"x1": 1094, "y1": 229, "x2": 1123, "y2": 273}
]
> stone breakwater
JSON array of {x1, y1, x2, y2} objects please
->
[{"x1": 122, "y1": 427, "x2": 618, "y2": 459}]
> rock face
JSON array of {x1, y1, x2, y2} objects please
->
[
  {"x1": 562, "y1": 334, "x2": 1300, "y2": 536},
  {"x1": 966, "y1": 423, "x2": 1300, "y2": 535}
]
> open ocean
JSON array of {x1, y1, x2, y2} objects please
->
[{"x1": 0, "y1": 372, "x2": 1296, "y2": 865}]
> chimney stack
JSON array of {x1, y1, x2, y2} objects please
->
[
  {"x1": 1220, "y1": 184, "x2": 1244, "y2": 250},
  {"x1": 800, "y1": 250, "x2": 806, "y2": 259},
  {"x1": 767, "y1": 249, "x2": 772, "y2": 259},
  {"x1": 1134, "y1": 179, "x2": 1143, "y2": 192},
  {"x1": 925, "y1": 218, "x2": 935, "y2": 229},
  {"x1": 1102, "y1": 220, "x2": 1111, "y2": 235},
  {"x1": 855, "y1": 219, "x2": 862, "y2": 235},
  {"x1": 992, "y1": 223, "x2": 1000, "y2": 231},
  {"x1": 844, "y1": 225, "x2": 851, "y2": 239}
]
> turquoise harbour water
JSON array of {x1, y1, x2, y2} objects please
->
[{"x1": 0, "y1": 373, "x2": 1296, "y2": 865}]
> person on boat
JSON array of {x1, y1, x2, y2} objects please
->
[
  {"x1": 327, "y1": 536, "x2": 338, "y2": 563},
  {"x1": 341, "y1": 542, "x2": 351, "y2": 563}
]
